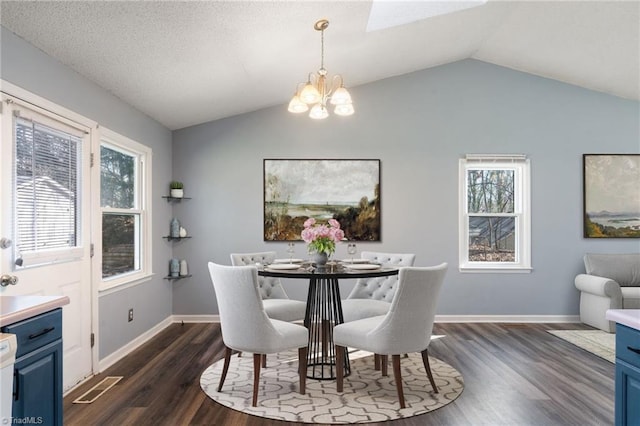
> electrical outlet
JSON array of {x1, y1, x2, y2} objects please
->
[{"x1": 128, "y1": 309, "x2": 133, "y2": 322}]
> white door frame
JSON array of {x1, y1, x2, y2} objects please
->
[{"x1": 1, "y1": 80, "x2": 100, "y2": 385}]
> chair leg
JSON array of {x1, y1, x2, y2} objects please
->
[
  {"x1": 374, "y1": 354, "x2": 381, "y2": 370},
  {"x1": 421, "y1": 349, "x2": 439, "y2": 393},
  {"x1": 392, "y1": 354, "x2": 406, "y2": 409},
  {"x1": 336, "y1": 345, "x2": 345, "y2": 392},
  {"x1": 298, "y1": 346, "x2": 307, "y2": 395},
  {"x1": 381, "y1": 355, "x2": 388, "y2": 376},
  {"x1": 252, "y1": 353, "x2": 262, "y2": 407},
  {"x1": 262, "y1": 354, "x2": 267, "y2": 368},
  {"x1": 218, "y1": 346, "x2": 232, "y2": 392}
]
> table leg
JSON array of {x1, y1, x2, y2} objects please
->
[{"x1": 303, "y1": 277, "x2": 350, "y2": 380}]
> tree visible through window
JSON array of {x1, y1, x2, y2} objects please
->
[
  {"x1": 459, "y1": 156, "x2": 531, "y2": 271},
  {"x1": 100, "y1": 143, "x2": 141, "y2": 279}
]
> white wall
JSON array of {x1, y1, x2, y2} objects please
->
[{"x1": 172, "y1": 59, "x2": 640, "y2": 317}]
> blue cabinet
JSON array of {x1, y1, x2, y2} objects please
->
[
  {"x1": 615, "y1": 323, "x2": 640, "y2": 426},
  {"x1": 1, "y1": 309, "x2": 63, "y2": 425}
]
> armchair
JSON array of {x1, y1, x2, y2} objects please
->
[{"x1": 574, "y1": 253, "x2": 640, "y2": 332}]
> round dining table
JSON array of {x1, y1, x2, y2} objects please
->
[{"x1": 259, "y1": 262, "x2": 399, "y2": 380}]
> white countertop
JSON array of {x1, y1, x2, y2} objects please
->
[
  {"x1": 0, "y1": 295, "x2": 70, "y2": 327},
  {"x1": 606, "y1": 309, "x2": 640, "y2": 331}
]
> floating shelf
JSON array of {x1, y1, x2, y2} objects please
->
[
  {"x1": 162, "y1": 196, "x2": 192, "y2": 201},
  {"x1": 162, "y1": 236, "x2": 192, "y2": 241},
  {"x1": 164, "y1": 274, "x2": 192, "y2": 281}
]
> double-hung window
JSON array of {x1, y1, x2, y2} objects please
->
[
  {"x1": 100, "y1": 128, "x2": 152, "y2": 290},
  {"x1": 459, "y1": 155, "x2": 531, "y2": 272}
]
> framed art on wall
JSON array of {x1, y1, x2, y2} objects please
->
[
  {"x1": 583, "y1": 154, "x2": 640, "y2": 238},
  {"x1": 264, "y1": 159, "x2": 381, "y2": 241}
]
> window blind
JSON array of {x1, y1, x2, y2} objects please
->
[{"x1": 15, "y1": 116, "x2": 81, "y2": 253}]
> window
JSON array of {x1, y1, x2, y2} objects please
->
[
  {"x1": 459, "y1": 155, "x2": 531, "y2": 272},
  {"x1": 100, "y1": 128, "x2": 152, "y2": 290},
  {"x1": 13, "y1": 107, "x2": 87, "y2": 267}
]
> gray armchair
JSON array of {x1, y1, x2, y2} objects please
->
[
  {"x1": 574, "y1": 253, "x2": 640, "y2": 332},
  {"x1": 230, "y1": 251, "x2": 306, "y2": 322},
  {"x1": 341, "y1": 251, "x2": 416, "y2": 323}
]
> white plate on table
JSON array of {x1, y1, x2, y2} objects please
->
[
  {"x1": 273, "y1": 258, "x2": 304, "y2": 264},
  {"x1": 266, "y1": 263, "x2": 301, "y2": 270},
  {"x1": 340, "y1": 258, "x2": 370, "y2": 264},
  {"x1": 344, "y1": 264, "x2": 381, "y2": 270}
]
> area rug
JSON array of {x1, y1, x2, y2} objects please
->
[
  {"x1": 547, "y1": 329, "x2": 615, "y2": 363},
  {"x1": 200, "y1": 350, "x2": 464, "y2": 423}
]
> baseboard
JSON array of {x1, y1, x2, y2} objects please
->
[
  {"x1": 172, "y1": 314, "x2": 220, "y2": 323},
  {"x1": 98, "y1": 315, "x2": 174, "y2": 372},
  {"x1": 434, "y1": 314, "x2": 581, "y2": 323}
]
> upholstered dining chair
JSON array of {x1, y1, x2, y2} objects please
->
[
  {"x1": 333, "y1": 263, "x2": 448, "y2": 409},
  {"x1": 207, "y1": 262, "x2": 308, "y2": 407},
  {"x1": 230, "y1": 252, "x2": 307, "y2": 323},
  {"x1": 340, "y1": 251, "x2": 416, "y2": 323}
]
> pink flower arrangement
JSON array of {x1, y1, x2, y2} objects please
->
[{"x1": 301, "y1": 218, "x2": 345, "y2": 255}]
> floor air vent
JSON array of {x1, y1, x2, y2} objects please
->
[{"x1": 73, "y1": 376, "x2": 123, "y2": 404}]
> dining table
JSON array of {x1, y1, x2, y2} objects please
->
[{"x1": 258, "y1": 261, "x2": 399, "y2": 380}]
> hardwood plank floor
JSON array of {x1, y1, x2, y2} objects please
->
[{"x1": 64, "y1": 322, "x2": 614, "y2": 425}]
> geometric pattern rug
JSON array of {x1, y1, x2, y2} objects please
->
[
  {"x1": 547, "y1": 329, "x2": 616, "y2": 363},
  {"x1": 200, "y1": 349, "x2": 464, "y2": 423}
]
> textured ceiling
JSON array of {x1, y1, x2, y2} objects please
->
[{"x1": 1, "y1": 1, "x2": 638, "y2": 130}]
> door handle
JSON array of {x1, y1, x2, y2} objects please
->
[{"x1": 0, "y1": 274, "x2": 18, "y2": 287}]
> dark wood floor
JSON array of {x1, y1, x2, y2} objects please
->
[{"x1": 63, "y1": 322, "x2": 614, "y2": 426}]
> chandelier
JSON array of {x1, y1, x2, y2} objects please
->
[{"x1": 288, "y1": 19, "x2": 354, "y2": 119}]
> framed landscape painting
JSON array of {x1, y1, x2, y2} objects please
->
[
  {"x1": 583, "y1": 154, "x2": 640, "y2": 238},
  {"x1": 264, "y1": 159, "x2": 381, "y2": 241}
]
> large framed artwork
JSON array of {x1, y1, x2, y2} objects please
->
[
  {"x1": 264, "y1": 159, "x2": 381, "y2": 241},
  {"x1": 583, "y1": 154, "x2": 640, "y2": 238}
]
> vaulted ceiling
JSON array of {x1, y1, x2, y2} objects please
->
[{"x1": 1, "y1": 1, "x2": 638, "y2": 130}]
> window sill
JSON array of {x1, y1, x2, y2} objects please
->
[
  {"x1": 459, "y1": 266, "x2": 532, "y2": 274},
  {"x1": 99, "y1": 272, "x2": 154, "y2": 296}
]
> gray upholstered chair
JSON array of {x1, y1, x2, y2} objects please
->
[
  {"x1": 574, "y1": 253, "x2": 640, "y2": 332},
  {"x1": 334, "y1": 263, "x2": 448, "y2": 408},
  {"x1": 230, "y1": 252, "x2": 306, "y2": 323},
  {"x1": 340, "y1": 251, "x2": 416, "y2": 323},
  {"x1": 207, "y1": 262, "x2": 308, "y2": 407}
]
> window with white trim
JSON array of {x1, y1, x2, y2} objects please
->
[
  {"x1": 13, "y1": 107, "x2": 87, "y2": 267},
  {"x1": 100, "y1": 128, "x2": 152, "y2": 290},
  {"x1": 459, "y1": 155, "x2": 531, "y2": 272}
]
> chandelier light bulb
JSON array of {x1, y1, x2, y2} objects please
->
[
  {"x1": 300, "y1": 82, "x2": 321, "y2": 104},
  {"x1": 288, "y1": 95, "x2": 309, "y2": 113},
  {"x1": 330, "y1": 86, "x2": 352, "y2": 105},
  {"x1": 334, "y1": 103, "x2": 354, "y2": 116},
  {"x1": 309, "y1": 103, "x2": 329, "y2": 119}
]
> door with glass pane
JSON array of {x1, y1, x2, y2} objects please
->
[{"x1": 0, "y1": 95, "x2": 93, "y2": 391}]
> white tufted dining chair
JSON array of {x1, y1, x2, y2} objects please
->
[
  {"x1": 230, "y1": 252, "x2": 307, "y2": 323},
  {"x1": 340, "y1": 251, "x2": 416, "y2": 323},
  {"x1": 334, "y1": 263, "x2": 448, "y2": 409},
  {"x1": 207, "y1": 262, "x2": 308, "y2": 407}
]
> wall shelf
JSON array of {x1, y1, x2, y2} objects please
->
[
  {"x1": 162, "y1": 195, "x2": 192, "y2": 201},
  {"x1": 164, "y1": 274, "x2": 192, "y2": 281},
  {"x1": 163, "y1": 236, "x2": 192, "y2": 241}
]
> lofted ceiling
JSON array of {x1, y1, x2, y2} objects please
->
[{"x1": 1, "y1": 1, "x2": 638, "y2": 130}]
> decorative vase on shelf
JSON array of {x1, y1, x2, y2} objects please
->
[
  {"x1": 170, "y1": 188, "x2": 184, "y2": 198},
  {"x1": 311, "y1": 252, "x2": 329, "y2": 267},
  {"x1": 170, "y1": 218, "x2": 180, "y2": 238},
  {"x1": 169, "y1": 258, "x2": 180, "y2": 277},
  {"x1": 180, "y1": 259, "x2": 189, "y2": 276}
]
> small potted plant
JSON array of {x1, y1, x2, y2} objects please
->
[{"x1": 170, "y1": 181, "x2": 184, "y2": 198}]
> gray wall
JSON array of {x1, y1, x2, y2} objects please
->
[
  {"x1": 1, "y1": 27, "x2": 174, "y2": 359},
  {"x1": 172, "y1": 59, "x2": 640, "y2": 317}
]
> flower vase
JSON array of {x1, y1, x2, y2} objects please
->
[{"x1": 312, "y1": 252, "x2": 329, "y2": 268}]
